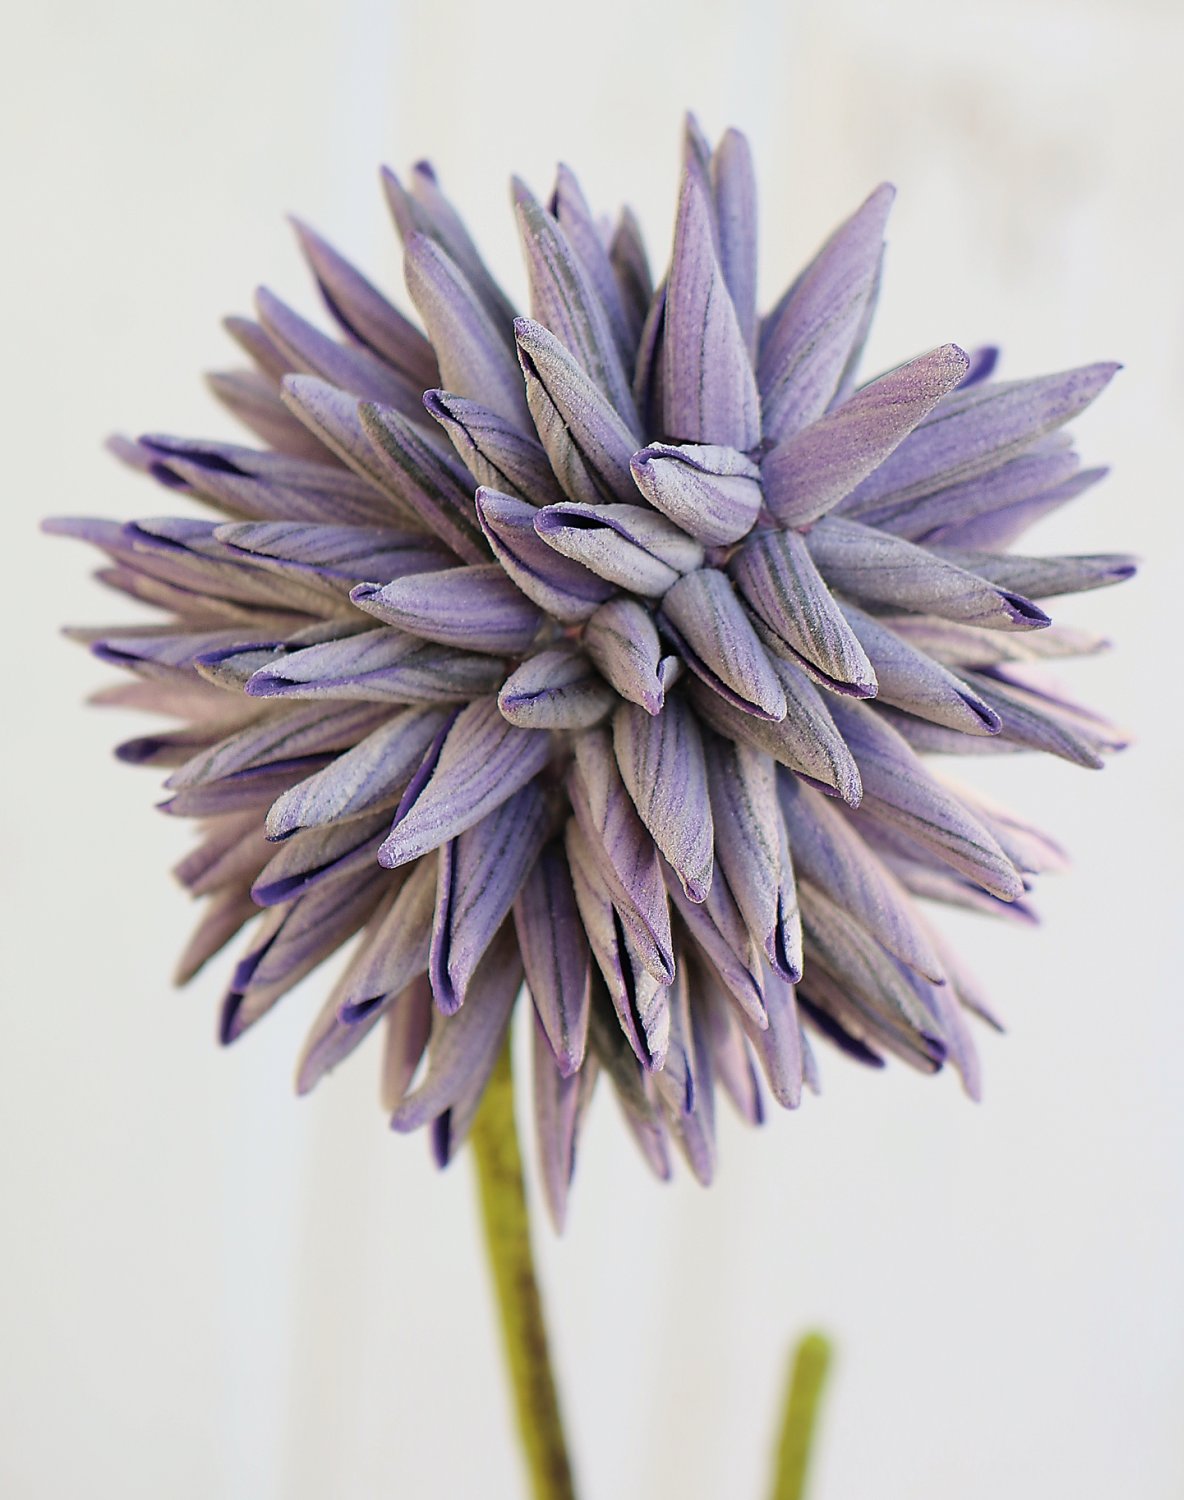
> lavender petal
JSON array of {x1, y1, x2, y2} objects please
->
[
  {"x1": 290, "y1": 217, "x2": 439, "y2": 388},
  {"x1": 424, "y1": 389, "x2": 565, "y2": 505},
  {"x1": 564, "y1": 820, "x2": 670, "y2": 1071},
  {"x1": 710, "y1": 128, "x2": 759, "y2": 361},
  {"x1": 389, "y1": 921, "x2": 521, "y2": 1132},
  {"x1": 515, "y1": 840, "x2": 593, "y2": 1076},
  {"x1": 514, "y1": 184, "x2": 639, "y2": 431},
  {"x1": 659, "y1": 569, "x2": 787, "y2": 721},
  {"x1": 730, "y1": 529, "x2": 876, "y2": 696},
  {"x1": 779, "y1": 776, "x2": 945, "y2": 982},
  {"x1": 582, "y1": 597, "x2": 667, "y2": 716},
  {"x1": 254, "y1": 286, "x2": 424, "y2": 416},
  {"x1": 661, "y1": 172, "x2": 760, "y2": 450},
  {"x1": 567, "y1": 728, "x2": 676, "y2": 983},
  {"x1": 357, "y1": 401, "x2": 490, "y2": 564},
  {"x1": 629, "y1": 442, "x2": 762, "y2": 547},
  {"x1": 613, "y1": 696, "x2": 715, "y2": 903},
  {"x1": 430, "y1": 782, "x2": 549, "y2": 1014},
  {"x1": 840, "y1": 363, "x2": 1120, "y2": 512},
  {"x1": 474, "y1": 488, "x2": 614, "y2": 623},
  {"x1": 762, "y1": 344, "x2": 969, "y2": 526},
  {"x1": 826, "y1": 696, "x2": 1024, "y2": 900},
  {"x1": 806, "y1": 516, "x2": 1051, "y2": 631},
  {"x1": 840, "y1": 603, "x2": 1002, "y2": 735},
  {"x1": 497, "y1": 647, "x2": 615, "y2": 730},
  {"x1": 265, "y1": 706, "x2": 451, "y2": 838},
  {"x1": 351, "y1": 564, "x2": 543, "y2": 655},
  {"x1": 758, "y1": 184, "x2": 895, "y2": 444},
  {"x1": 534, "y1": 501, "x2": 703, "y2": 596},
  {"x1": 515, "y1": 316, "x2": 641, "y2": 504},
  {"x1": 403, "y1": 232, "x2": 530, "y2": 428},
  {"x1": 379, "y1": 698, "x2": 551, "y2": 867}
]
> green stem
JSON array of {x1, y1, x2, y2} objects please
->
[
  {"x1": 471, "y1": 1038, "x2": 577, "y2": 1500},
  {"x1": 769, "y1": 1331, "x2": 833, "y2": 1500}
]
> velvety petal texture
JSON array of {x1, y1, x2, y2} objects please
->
[{"x1": 50, "y1": 118, "x2": 1131, "y2": 1212}]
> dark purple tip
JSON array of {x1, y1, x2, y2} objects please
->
[
  {"x1": 1001, "y1": 591, "x2": 1052, "y2": 628},
  {"x1": 219, "y1": 991, "x2": 245, "y2": 1047}
]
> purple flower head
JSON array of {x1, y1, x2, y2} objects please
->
[{"x1": 48, "y1": 118, "x2": 1133, "y2": 1228}]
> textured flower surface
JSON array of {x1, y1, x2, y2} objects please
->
[{"x1": 50, "y1": 118, "x2": 1133, "y2": 1227}]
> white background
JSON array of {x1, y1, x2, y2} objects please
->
[{"x1": 3, "y1": 2, "x2": 1182, "y2": 1497}]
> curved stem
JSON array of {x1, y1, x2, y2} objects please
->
[
  {"x1": 471, "y1": 1037, "x2": 577, "y2": 1500},
  {"x1": 769, "y1": 1331, "x2": 833, "y2": 1500}
]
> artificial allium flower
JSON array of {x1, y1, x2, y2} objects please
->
[{"x1": 49, "y1": 118, "x2": 1133, "y2": 1227}]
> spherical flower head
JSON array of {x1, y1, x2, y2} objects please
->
[{"x1": 48, "y1": 116, "x2": 1133, "y2": 1228}]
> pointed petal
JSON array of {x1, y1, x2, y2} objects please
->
[
  {"x1": 695, "y1": 960, "x2": 763, "y2": 1125},
  {"x1": 552, "y1": 163, "x2": 635, "y2": 369},
  {"x1": 711, "y1": 128, "x2": 759, "y2": 361},
  {"x1": 389, "y1": 922, "x2": 521, "y2": 1132},
  {"x1": 265, "y1": 707, "x2": 451, "y2": 837},
  {"x1": 704, "y1": 738, "x2": 790, "y2": 976},
  {"x1": 826, "y1": 697, "x2": 1023, "y2": 900},
  {"x1": 254, "y1": 286, "x2": 424, "y2": 415},
  {"x1": 613, "y1": 697, "x2": 714, "y2": 903},
  {"x1": 251, "y1": 812, "x2": 389, "y2": 906},
  {"x1": 957, "y1": 671, "x2": 1107, "y2": 767},
  {"x1": 582, "y1": 597, "x2": 667, "y2": 715},
  {"x1": 279, "y1": 374, "x2": 426, "y2": 525},
  {"x1": 403, "y1": 232, "x2": 530, "y2": 427},
  {"x1": 379, "y1": 698, "x2": 551, "y2": 867},
  {"x1": 730, "y1": 530, "x2": 876, "y2": 696},
  {"x1": 587, "y1": 982, "x2": 670, "y2": 1179},
  {"x1": 430, "y1": 782, "x2": 549, "y2": 1013},
  {"x1": 661, "y1": 172, "x2": 760, "y2": 450},
  {"x1": 424, "y1": 389, "x2": 564, "y2": 505},
  {"x1": 165, "y1": 703, "x2": 381, "y2": 792},
  {"x1": 806, "y1": 516, "x2": 1051, "y2": 630},
  {"x1": 608, "y1": 206, "x2": 652, "y2": 351},
  {"x1": 798, "y1": 879, "x2": 939, "y2": 1042},
  {"x1": 779, "y1": 776, "x2": 945, "y2": 982},
  {"x1": 567, "y1": 729, "x2": 675, "y2": 983},
  {"x1": 532, "y1": 1010, "x2": 586, "y2": 1232},
  {"x1": 533, "y1": 501, "x2": 703, "y2": 596},
  {"x1": 497, "y1": 648, "x2": 615, "y2": 730},
  {"x1": 380, "y1": 975, "x2": 434, "y2": 1111},
  {"x1": 659, "y1": 569, "x2": 786, "y2": 720},
  {"x1": 763, "y1": 344, "x2": 970, "y2": 526},
  {"x1": 515, "y1": 839, "x2": 593, "y2": 1076},
  {"x1": 357, "y1": 401, "x2": 489, "y2": 563},
  {"x1": 351, "y1": 564, "x2": 542, "y2": 655},
  {"x1": 246, "y1": 628, "x2": 505, "y2": 703},
  {"x1": 514, "y1": 185, "x2": 639, "y2": 430},
  {"x1": 630, "y1": 443, "x2": 762, "y2": 547},
  {"x1": 290, "y1": 217, "x2": 438, "y2": 387},
  {"x1": 474, "y1": 488, "x2": 614, "y2": 623},
  {"x1": 383, "y1": 162, "x2": 517, "y2": 334},
  {"x1": 841, "y1": 363, "x2": 1120, "y2": 511},
  {"x1": 334, "y1": 859, "x2": 437, "y2": 1021},
  {"x1": 688, "y1": 649, "x2": 862, "y2": 806},
  {"x1": 844, "y1": 442, "x2": 1082, "y2": 541},
  {"x1": 838, "y1": 603, "x2": 1000, "y2": 734},
  {"x1": 209, "y1": 368, "x2": 332, "y2": 462},
  {"x1": 220, "y1": 865, "x2": 387, "y2": 1043},
  {"x1": 741, "y1": 965, "x2": 803, "y2": 1109},
  {"x1": 515, "y1": 317, "x2": 640, "y2": 504},
  {"x1": 758, "y1": 184, "x2": 894, "y2": 444},
  {"x1": 929, "y1": 548, "x2": 1138, "y2": 600},
  {"x1": 665, "y1": 864, "x2": 766, "y2": 1028},
  {"x1": 214, "y1": 520, "x2": 450, "y2": 584},
  {"x1": 565, "y1": 820, "x2": 670, "y2": 1070}
]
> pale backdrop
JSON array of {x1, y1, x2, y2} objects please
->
[{"x1": 3, "y1": 1, "x2": 1182, "y2": 1497}]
